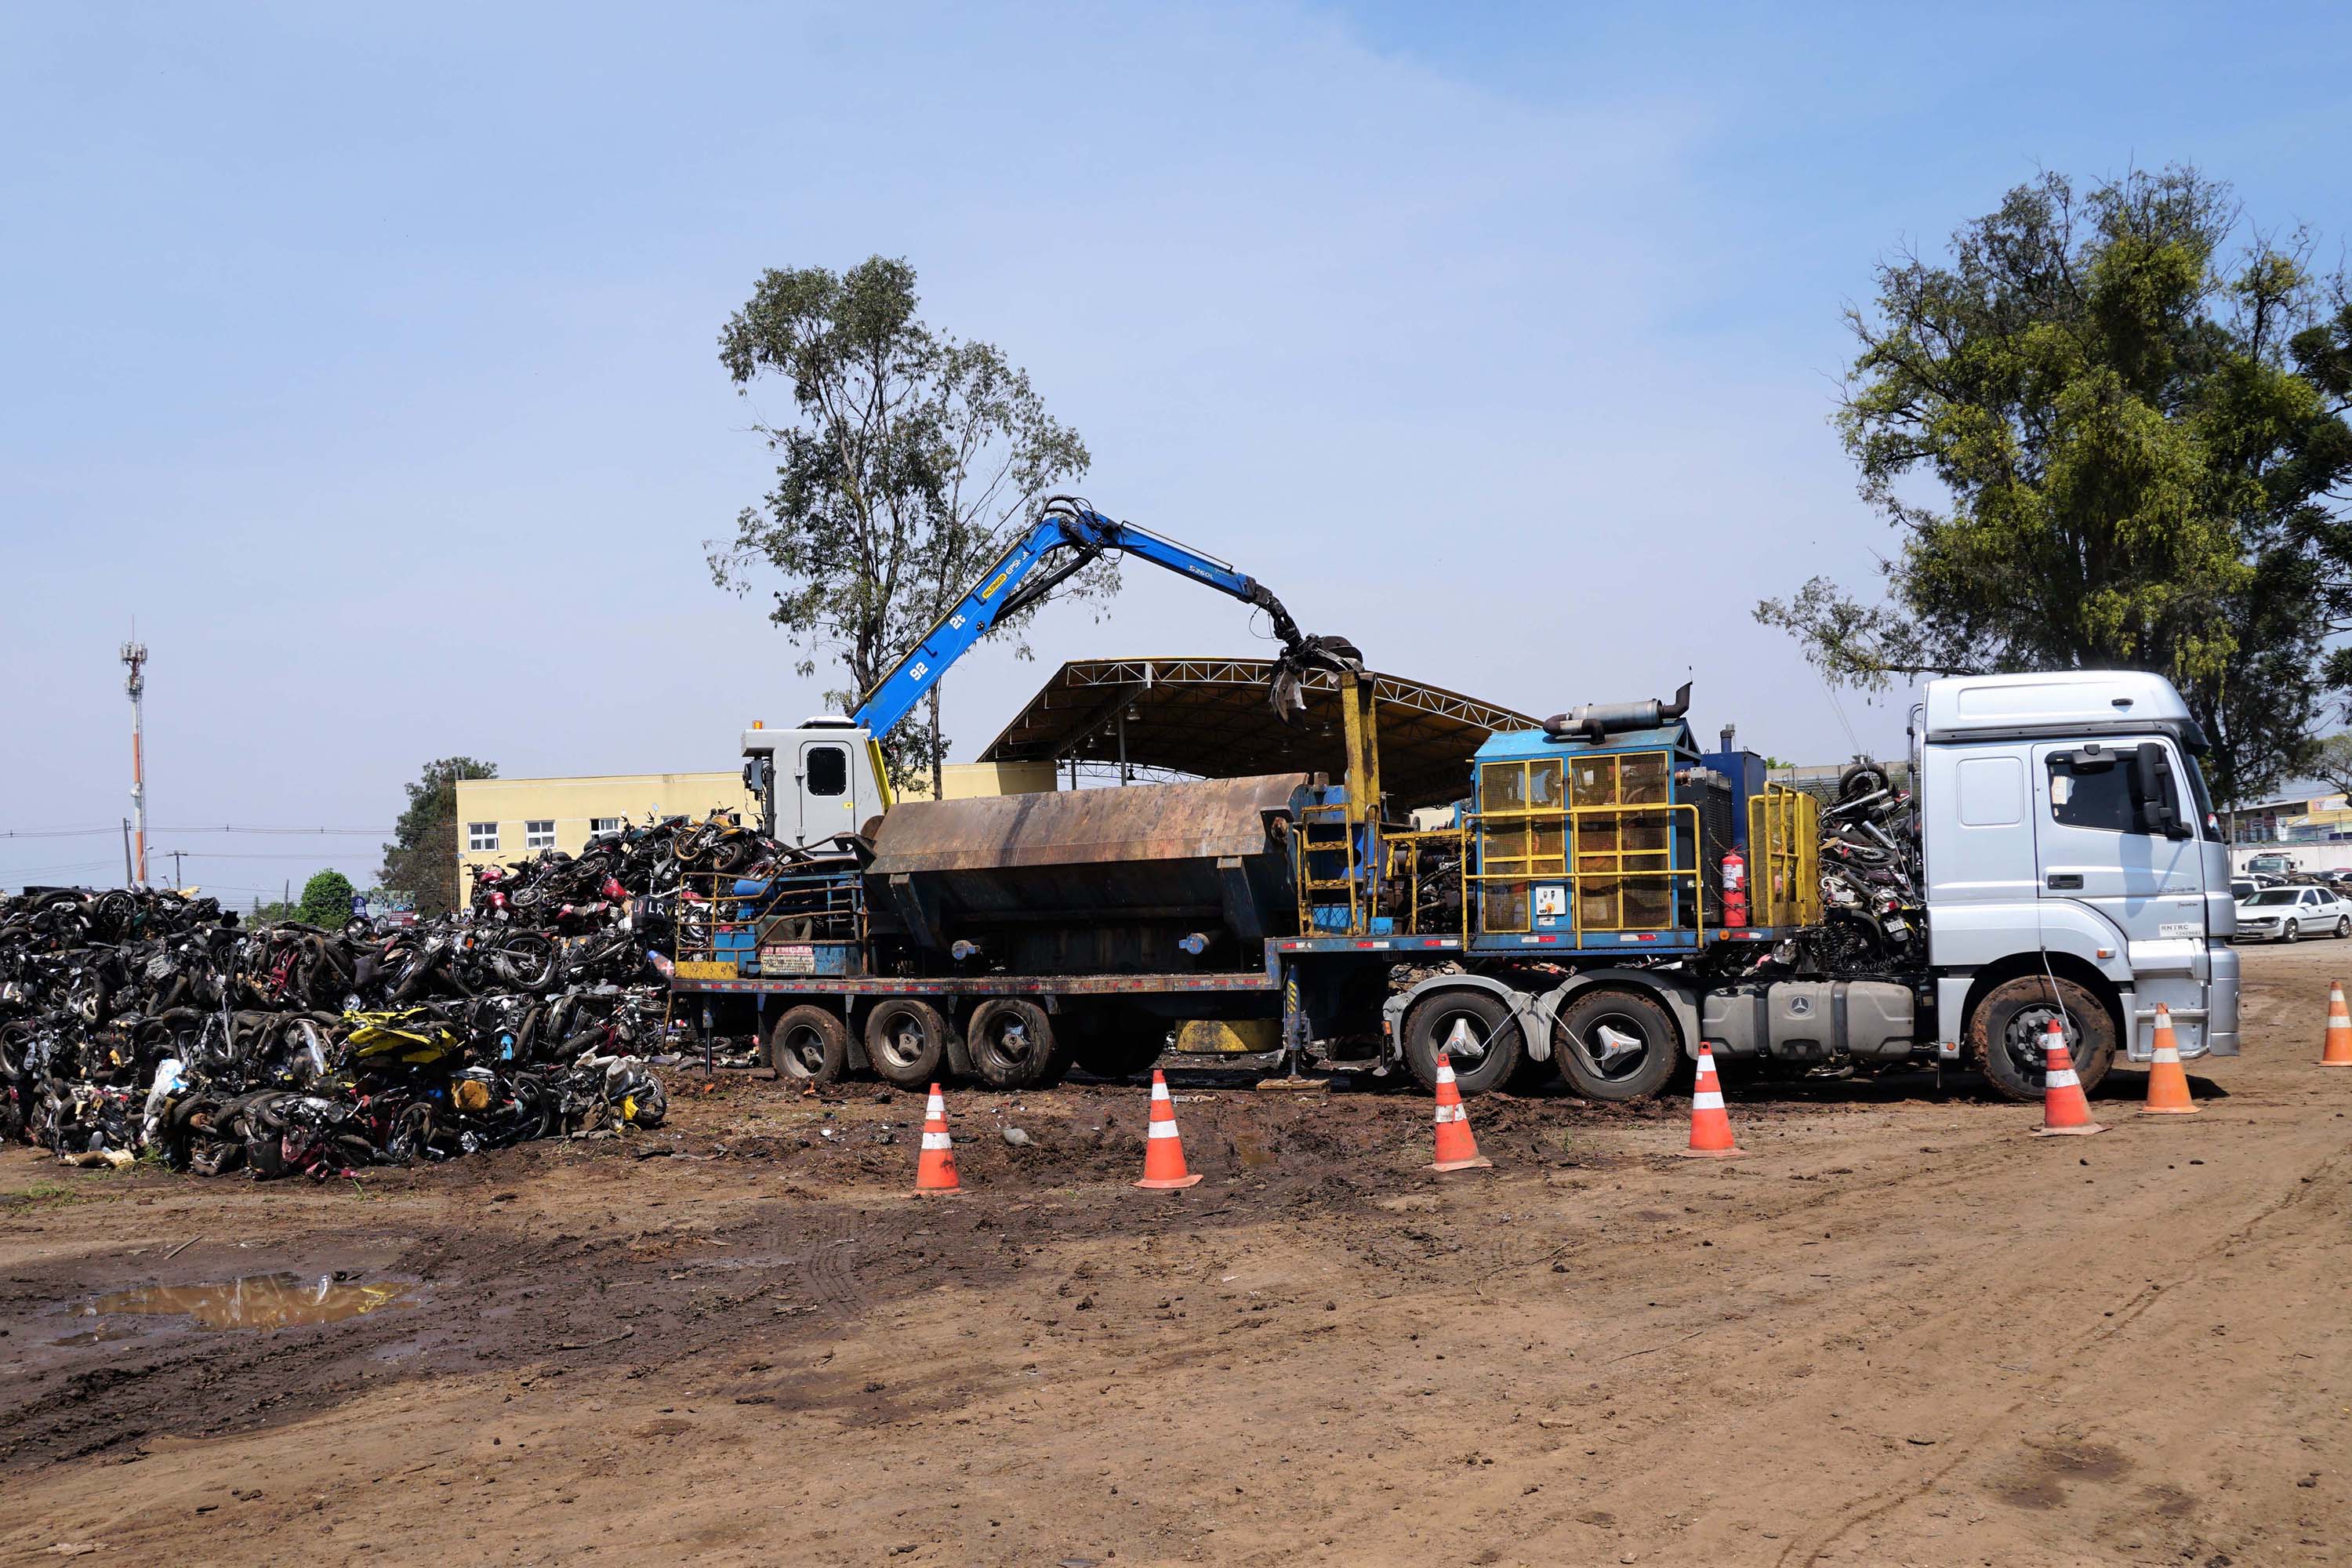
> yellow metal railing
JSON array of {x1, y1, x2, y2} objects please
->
[
  {"x1": 1309, "y1": 771, "x2": 1812, "y2": 946},
  {"x1": 1747, "y1": 783, "x2": 1821, "y2": 927},
  {"x1": 1381, "y1": 826, "x2": 1470, "y2": 939},
  {"x1": 1463, "y1": 800, "x2": 1707, "y2": 947},
  {"x1": 1294, "y1": 802, "x2": 1365, "y2": 935}
]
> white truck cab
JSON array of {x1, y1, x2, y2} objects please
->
[
  {"x1": 739, "y1": 719, "x2": 887, "y2": 847},
  {"x1": 1919, "y1": 670, "x2": 2238, "y2": 1076}
]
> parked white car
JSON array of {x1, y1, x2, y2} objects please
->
[{"x1": 2234, "y1": 884, "x2": 2352, "y2": 942}]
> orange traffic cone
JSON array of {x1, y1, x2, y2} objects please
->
[
  {"x1": 2140, "y1": 1004, "x2": 2198, "y2": 1115},
  {"x1": 2322, "y1": 982, "x2": 2352, "y2": 1066},
  {"x1": 1427, "y1": 1051, "x2": 1493, "y2": 1171},
  {"x1": 1680, "y1": 1044, "x2": 1746, "y2": 1159},
  {"x1": 913, "y1": 1083, "x2": 961, "y2": 1193},
  {"x1": 1136, "y1": 1069, "x2": 1204, "y2": 1189},
  {"x1": 2031, "y1": 1020, "x2": 2105, "y2": 1137}
]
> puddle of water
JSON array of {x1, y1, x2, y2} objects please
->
[
  {"x1": 48, "y1": 1323, "x2": 140, "y2": 1348},
  {"x1": 87, "y1": 1272, "x2": 420, "y2": 1331},
  {"x1": 1232, "y1": 1130, "x2": 1277, "y2": 1171}
]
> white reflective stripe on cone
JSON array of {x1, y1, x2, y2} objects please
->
[
  {"x1": 1435, "y1": 1063, "x2": 1456, "y2": 1084},
  {"x1": 920, "y1": 1131, "x2": 952, "y2": 1150},
  {"x1": 926, "y1": 1094, "x2": 946, "y2": 1117},
  {"x1": 1151, "y1": 1083, "x2": 1172, "y2": 1102},
  {"x1": 1434, "y1": 1104, "x2": 1465, "y2": 1123},
  {"x1": 1148, "y1": 1120, "x2": 1180, "y2": 1138},
  {"x1": 2153, "y1": 1047, "x2": 2180, "y2": 1062},
  {"x1": 1692, "y1": 1091, "x2": 1726, "y2": 1111},
  {"x1": 2046, "y1": 1069, "x2": 2081, "y2": 1089}
]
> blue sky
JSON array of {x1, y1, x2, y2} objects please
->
[{"x1": 4, "y1": 2, "x2": 2348, "y2": 898}]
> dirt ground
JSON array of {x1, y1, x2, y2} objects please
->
[{"x1": 2, "y1": 947, "x2": 2347, "y2": 1567}]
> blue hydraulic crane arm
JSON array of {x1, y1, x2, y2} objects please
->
[{"x1": 851, "y1": 495, "x2": 1356, "y2": 745}]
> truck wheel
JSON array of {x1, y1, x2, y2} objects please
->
[
  {"x1": 967, "y1": 999, "x2": 1056, "y2": 1090},
  {"x1": 1400, "y1": 989, "x2": 1521, "y2": 1096},
  {"x1": 1969, "y1": 975, "x2": 2114, "y2": 1102},
  {"x1": 862, "y1": 999, "x2": 950, "y2": 1088},
  {"x1": 1552, "y1": 988, "x2": 1681, "y2": 1102},
  {"x1": 766, "y1": 1004, "x2": 848, "y2": 1086}
]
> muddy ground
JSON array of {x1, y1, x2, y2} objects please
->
[{"x1": 2, "y1": 946, "x2": 2347, "y2": 1567}]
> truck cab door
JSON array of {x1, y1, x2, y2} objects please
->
[
  {"x1": 797, "y1": 739, "x2": 861, "y2": 844},
  {"x1": 2033, "y1": 739, "x2": 2209, "y2": 1054},
  {"x1": 2032, "y1": 741, "x2": 2202, "y2": 932}
]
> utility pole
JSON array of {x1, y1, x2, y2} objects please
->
[
  {"x1": 120, "y1": 637, "x2": 148, "y2": 884},
  {"x1": 168, "y1": 849, "x2": 185, "y2": 887}
]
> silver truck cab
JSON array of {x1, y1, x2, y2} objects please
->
[{"x1": 1920, "y1": 670, "x2": 2238, "y2": 1062}]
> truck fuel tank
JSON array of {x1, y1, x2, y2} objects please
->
[{"x1": 1703, "y1": 979, "x2": 1916, "y2": 1062}]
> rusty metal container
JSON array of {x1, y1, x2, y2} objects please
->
[{"x1": 864, "y1": 774, "x2": 1308, "y2": 972}]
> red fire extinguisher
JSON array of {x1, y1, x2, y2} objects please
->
[{"x1": 1721, "y1": 847, "x2": 1748, "y2": 930}]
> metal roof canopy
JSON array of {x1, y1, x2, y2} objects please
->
[{"x1": 978, "y1": 657, "x2": 1541, "y2": 810}]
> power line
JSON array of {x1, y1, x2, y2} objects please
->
[
  {"x1": 2, "y1": 824, "x2": 390, "y2": 840},
  {"x1": 146, "y1": 849, "x2": 383, "y2": 862},
  {"x1": 154, "y1": 826, "x2": 392, "y2": 836}
]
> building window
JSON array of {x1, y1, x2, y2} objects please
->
[
  {"x1": 590, "y1": 817, "x2": 622, "y2": 836},
  {"x1": 524, "y1": 820, "x2": 556, "y2": 850},
  {"x1": 467, "y1": 822, "x2": 499, "y2": 852}
]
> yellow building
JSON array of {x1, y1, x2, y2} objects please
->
[{"x1": 451, "y1": 762, "x2": 1054, "y2": 902}]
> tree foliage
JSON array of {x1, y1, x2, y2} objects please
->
[
  {"x1": 710, "y1": 256, "x2": 1104, "y2": 795},
  {"x1": 378, "y1": 756, "x2": 498, "y2": 918},
  {"x1": 2310, "y1": 733, "x2": 2352, "y2": 805},
  {"x1": 299, "y1": 869, "x2": 358, "y2": 929},
  {"x1": 1759, "y1": 167, "x2": 2352, "y2": 806}
]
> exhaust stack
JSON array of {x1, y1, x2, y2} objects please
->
[{"x1": 1542, "y1": 681, "x2": 1692, "y2": 744}]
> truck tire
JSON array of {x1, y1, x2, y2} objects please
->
[
  {"x1": 967, "y1": 999, "x2": 1056, "y2": 1090},
  {"x1": 1838, "y1": 760, "x2": 1891, "y2": 801},
  {"x1": 1970, "y1": 975, "x2": 2114, "y2": 1102},
  {"x1": 1400, "y1": 989, "x2": 1521, "y2": 1096},
  {"x1": 862, "y1": 998, "x2": 951, "y2": 1088},
  {"x1": 766, "y1": 1004, "x2": 848, "y2": 1086},
  {"x1": 1552, "y1": 988, "x2": 1681, "y2": 1102}
]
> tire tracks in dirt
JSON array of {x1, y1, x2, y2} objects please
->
[{"x1": 1777, "y1": 1138, "x2": 2352, "y2": 1566}]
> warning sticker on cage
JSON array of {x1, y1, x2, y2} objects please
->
[{"x1": 760, "y1": 943, "x2": 818, "y2": 975}]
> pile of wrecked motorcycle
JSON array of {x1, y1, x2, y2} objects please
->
[{"x1": 0, "y1": 812, "x2": 775, "y2": 1178}]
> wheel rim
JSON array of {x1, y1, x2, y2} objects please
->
[
  {"x1": 2286, "y1": 921, "x2": 2300, "y2": 942},
  {"x1": 779, "y1": 1024, "x2": 829, "y2": 1076},
  {"x1": 1428, "y1": 1008, "x2": 1497, "y2": 1069},
  {"x1": 2000, "y1": 1001, "x2": 2079, "y2": 1080},
  {"x1": 982, "y1": 1010, "x2": 1038, "y2": 1068},
  {"x1": 875, "y1": 1010, "x2": 926, "y2": 1071},
  {"x1": 1564, "y1": 1009, "x2": 1655, "y2": 1081}
]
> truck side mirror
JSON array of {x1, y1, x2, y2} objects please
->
[{"x1": 2132, "y1": 743, "x2": 2190, "y2": 838}]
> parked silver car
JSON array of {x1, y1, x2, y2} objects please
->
[{"x1": 2234, "y1": 884, "x2": 2352, "y2": 942}]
